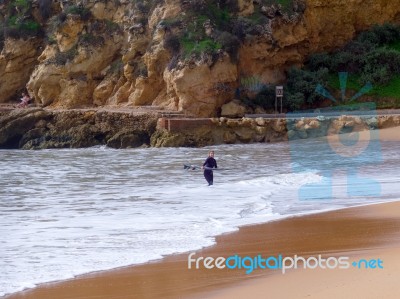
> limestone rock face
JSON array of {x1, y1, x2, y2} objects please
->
[
  {"x1": 221, "y1": 100, "x2": 247, "y2": 118},
  {"x1": 0, "y1": 109, "x2": 158, "y2": 149},
  {"x1": 1, "y1": 0, "x2": 400, "y2": 116},
  {"x1": 56, "y1": 16, "x2": 84, "y2": 52},
  {"x1": 165, "y1": 56, "x2": 238, "y2": 117},
  {"x1": 238, "y1": 0, "x2": 254, "y2": 16},
  {"x1": 93, "y1": 76, "x2": 118, "y2": 106},
  {"x1": 27, "y1": 64, "x2": 63, "y2": 107},
  {"x1": 0, "y1": 38, "x2": 41, "y2": 102},
  {"x1": 27, "y1": 24, "x2": 124, "y2": 108}
]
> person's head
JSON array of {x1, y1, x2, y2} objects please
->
[{"x1": 208, "y1": 150, "x2": 214, "y2": 157}]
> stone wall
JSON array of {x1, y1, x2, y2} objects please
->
[{"x1": 152, "y1": 114, "x2": 400, "y2": 147}]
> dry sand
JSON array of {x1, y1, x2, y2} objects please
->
[
  {"x1": 199, "y1": 246, "x2": 400, "y2": 299},
  {"x1": 194, "y1": 202, "x2": 400, "y2": 299}
]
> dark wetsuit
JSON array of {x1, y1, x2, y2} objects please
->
[{"x1": 203, "y1": 157, "x2": 217, "y2": 185}]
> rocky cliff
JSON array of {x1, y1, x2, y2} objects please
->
[
  {"x1": 1, "y1": 0, "x2": 399, "y2": 117},
  {"x1": 0, "y1": 108, "x2": 158, "y2": 149},
  {"x1": 2, "y1": 106, "x2": 399, "y2": 149}
]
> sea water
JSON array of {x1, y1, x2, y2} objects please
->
[{"x1": 1, "y1": 139, "x2": 400, "y2": 296}]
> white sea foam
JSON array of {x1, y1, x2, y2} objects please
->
[{"x1": 0, "y1": 141, "x2": 399, "y2": 297}]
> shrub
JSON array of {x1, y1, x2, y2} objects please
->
[
  {"x1": 261, "y1": 0, "x2": 301, "y2": 15},
  {"x1": 133, "y1": 61, "x2": 148, "y2": 78},
  {"x1": 359, "y1": 23, "x2": 400, "y2": 45},
  {"x1": 356, "y1": 23, "x2": 400, "y2": 47},
  {"x1": 215, "y1": 31, "x2": 240, "y2": 61},
  {"x1": 164, "y1": 34, "x2": 181, "y2": 55},
  {"x1": 4, "y1": 16, "x2": 41, "y2": 39},
  {"x1": 131, "y1": 0, "x2": 158, "y2": 14},
  {"x1": 89, "y1": 20, "x2": 103, "y2": 33},
  {"x1": 359, "y1": 66, "x2": 391, "y2": 86},
  {"x1": 293, "y1": 0, "x2": 306, "y2": 13},
  {"x1": 109, "y1": 59, "x2": 124, "y2": 76},
  {"x1": 305, "y1": 24, "x2": 400, "y2": 83},
  {"x1": 330, "y1": 51, "x2": 356, "y2": 72},
  {"x1": 13, "y1": 0, "x2": 30, "y2": 14},
  {"x1": 38, "y1": 0, "x2": 52, "y2": 20},
  {"x1": 285, "y1": 92, "x2": 305, "y2": 111},
  {"x1": 231, "y1": 18, "x2": 247, "y2": 41},
  {"x1": 364, "y1": 48, "x2": 400, "y2": 74},
  {"x1": 47, "y1": 47, "x2": 78, "y2": 65},
  {"x1": 181, "y1": 36, "x2": 221, "y2": 57},
  {"x1": 58, "y1": 12, "x2": 67, "y2": 23},
  {"x1": 46, "y1": 14, "x2": 64, "y2": 42},
  {"x1": 196, "y1": 38, "x2": 221, "y2": 53},
  {"x1": 184, "y1": 0, "x2": 208, "y2": 13},
  {"x1": 65, "y1": 5, "x2": 91, "y2": 21},
  {"x1": 134, "y1": 0, "x2": 151, "y2": 14},
  {"x1": 252, "y1": 86, "x2": 276, "y2": 109},
  {"x1": 89, "y1": 20, "x2": 121, "y2": 36},
  {"x1": 46, "y1": 35, "x2": 56, "y2": 45},
  {"x1": 135, "y1": 2, "x2": 148, "y2": 13},
  {"x1": 0, "y1": 22, "x2": 4, "y2": 51},
  {"x1": 159, "y1": 17, "x2": 183, "y2": 30},
  {"x1": 272, "y1": 23, "x2": 400, "y2": 110},
  {"x1": 307, "y1": 52, "x2": 331, "y2": 71},
  {"x1": 105, "y1": 20, "x2": 121, "y2": 33},
  {"x1": 221, "y1": 0, "x2": 239, "y2": 13},
  {"x1": 79, "y1": 33, "x2": 105, "y2": 48},
  {"x1": 285, "y1": 67, "x2": 329, "y2": 107},
  {"x1": 344, "y1": 39, "x2": 376, "y2": 56},
  {"x1": 167, "y1": 54, "x2": 180, "y2": 71},
  {"x1": 359, "y1": 48, "x2": 400, "y2": 85}
]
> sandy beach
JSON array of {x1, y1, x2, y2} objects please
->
[
  {"x1": 4, "y1": 200, "x2": 400, "y2": 299},
  {"x1": 199, "y1": 246, "x2": 400, "y2": 299},
  {"x1": 195, "y1": 202, "x2": 400, "y2": 299},
  {"x1": 4, "y1": 126, "x2": 400, "y2": 299}
]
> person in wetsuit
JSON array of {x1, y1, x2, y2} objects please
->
[{"x1": 202, "y1": 150, "x2": 217, "y2": 186}]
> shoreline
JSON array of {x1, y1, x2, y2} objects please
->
[
  {"x1": 5, "y1": 199, "x2": 400, "y2": 299},
  {"x1": 0, "y1": 201, "x2": 386, "y2": 297},
  {"x1": 2, "y1": 127, "x2": 399, "y2": 298},
  {"x1": 0, "y1": 200, "x2": 389, "y2": 296}
]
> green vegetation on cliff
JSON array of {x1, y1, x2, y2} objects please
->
[
  {"x1": 162, "y1": 0, "x2": 303, "y2": 64},
  {"x1": 1, "y1": 0, "x2": 42, "y2": 41},
  {"x1": 248, "y1": 23, "x2": 400, "y2": 111}
]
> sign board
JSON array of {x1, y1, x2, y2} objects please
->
[
  {"x1": 276, "y1": 86, "x2": 283, "y2": 97},
  {"x1": 275, "y1": 86, "x2": 283, "y2": 114}
]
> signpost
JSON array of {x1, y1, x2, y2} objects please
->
[{"x1": 275, "y1": 86, "x2": 283, "y2": 114}]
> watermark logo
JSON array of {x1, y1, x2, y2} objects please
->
[
  {"x1": 315, "y1": 72, "x2": 373, "y2": 103},
  {"x1": 188, "y1": 253, "x2": 383, "y2": 275},
  {"x1": 286, "y1": 72, "x2": 381, "y2": 200}
]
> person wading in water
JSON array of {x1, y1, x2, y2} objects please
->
[{"x1": 202, "y1": 150, "x2": 217, "y2": 186}]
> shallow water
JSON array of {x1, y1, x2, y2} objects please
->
[{"x1": 1, "y1": 138, "x2": 399, "y2": 296}]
